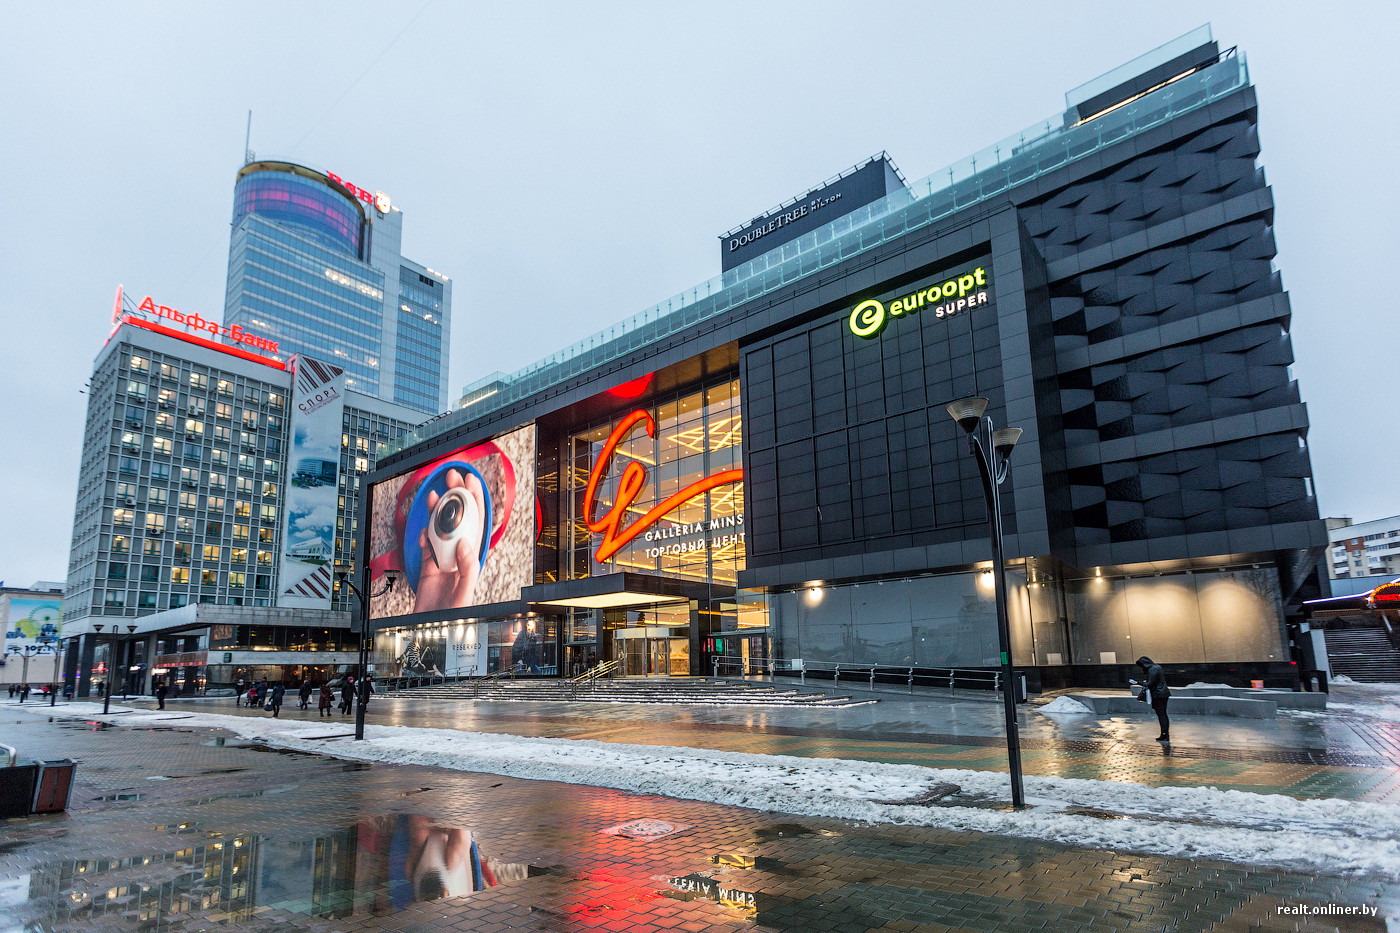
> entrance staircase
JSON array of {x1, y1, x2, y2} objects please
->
[
  {"x1": 388, "y1": 676, "x2": 875, "y2": 708},
  {"x1": 1324, "y1": 627, "x2": 1400, "y2": 683}
]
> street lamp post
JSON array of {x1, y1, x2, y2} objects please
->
[
  {"x1": 334, "y1": 567, "x2": 399, "y2": 741},
  {"x1": 91, "y1": 624, "x2": 138, "y2": 714},
  {"x1": 946, "y1": 396, "x2": 1025, "y2": 809}
]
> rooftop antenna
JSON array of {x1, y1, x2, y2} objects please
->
[{"x1": 244, "y1": 110, "x2": 254, "y2": 164}]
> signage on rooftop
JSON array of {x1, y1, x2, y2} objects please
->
[
  {"x1": 720, "y1": 155, "x2": 906, "y2": 273},
  {"x1": 327, "y1": 172, "x2": 391, "y2": 214},
  {"x1": 108, "y1": 285, "x2": 285, "y2": 369}
]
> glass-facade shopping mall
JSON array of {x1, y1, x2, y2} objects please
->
[{"x1": 360, "y1": 28, "x2": 1330, "y2": 690}]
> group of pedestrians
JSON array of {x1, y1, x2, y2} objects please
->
[
  {"x1": 6, "y1": 683, "x2": 37, "y2": 702},
  {"x1": 233, "y1": 676, "x2": 372, "y2": 718}
]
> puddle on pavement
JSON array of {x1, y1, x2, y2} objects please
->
[
  {"x1": 12, "y1": 814, "x2": 539, "y2": 926},
  {"x1": 1065, "y1": 806, "x2": 1129, "y2": 820},
  {"x1": 54, "y1": 720, "x2": 114, "y2": 731},
  {"x1": 751, "y1": 823, "x2": 839, "y2": 842}
]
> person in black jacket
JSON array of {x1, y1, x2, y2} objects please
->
[
  {"x1": 1135, "y1": 656, "x2": 1171, "y2": 741},
  {"x1": 269, "y1": 683, "x2": 285, "y2": 717}
]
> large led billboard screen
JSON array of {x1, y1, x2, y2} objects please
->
[{"x1": 368, "y1": 425, "x2": 536, "y2": 620}]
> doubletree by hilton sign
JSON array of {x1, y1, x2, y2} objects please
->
[{"x1": 848, "y1": 266, "x2": 990, "y2": 338}]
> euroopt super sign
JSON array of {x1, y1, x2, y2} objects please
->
[{"x1": 848, "y1": 267, "x2": 990, "y2": 339}]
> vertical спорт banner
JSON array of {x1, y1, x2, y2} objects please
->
[{"x1": 277, "y1": 356, "x2": 348, "y2": 608}]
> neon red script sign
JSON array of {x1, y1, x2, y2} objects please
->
[{"x1": 584, "y1": 409, "x2": 743, "y2": 563}]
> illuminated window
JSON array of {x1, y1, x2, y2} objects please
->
[
  {"x1": 235, "y1": 502, "x2": 251, "y2": 519},
  {"x1": 158, "y1": 388, "x2": 177, "y2": 409},
  {"x1": 231, "y1": 547, "x2": 248, "y2": 563},
  {"x1": 176, "y1": 516, "x2": 194, "y2": 533},
  {"x1": 147, "y1": 489, "x2": 167, "y2": 507},
  {"x1": 201, "y1": 570, "x2": 218, "y2": 585},
  {"x1": 242, "y1": 411, "x2": 258, "y2": 429},
  {"x1": 130, "y1": 355, "x2": 149, "y2": 373},
  {"x1": 146, "y1": 513, "x2": 165, "y2": 534},
  {"x1": 229, "y1": 572, "x2": 246, "y2": 588},
  {"x1": 185, "y1": 419, "x2": 204, "y2": 435},
  {"x1": 208, "y1": 473, "x2": 226, "y2": 490},
  {"x1": 156, "y1": 412, "x2": 175, "y2": 430},
  {"x1": 189, "y1": 372, "x2": 207, "y2": 390},
  {"x1": 152, "y1": 437, "x2": 172, "y2": 456},
  {"x1": 236, "y1": 477, "x2": 253, "y2": 495},
  {"x1": 112, "y1": 535, "x2": 130, "y2": 553},
  {"x1": 258, "y1": 527, "x2": 274, "y2": 544},
  {"x1": 260, "y1": 504, "x2": 277, "y2": 523},
  {"x1": 217, "y1": 379, "x2": 233, "y2": 396},
  {"x1": 143, "y1": 538, "x2": 161, "y2": 557},
  {"x1": 113, "y1": 508, "x2": 133, "y2": 526},
  {"x1": 207, "y1": 495, "x2": 225, "y2": 511},
  {"x1": 203, "y1": 545, "x2": 221, "y2": 561},
  {"x1": 216, "y1": 403, "x2": 232, "y2": 420},
  {"x1": 263, "y1": 482, "x2": 278, "y2": 499},
  {"x1": 256, "y1": 550, "x2": 272, "y2": 566},
  {"x1": 234, "y1": 525, "x2": 250, "y2": 541},
  {"x1": 267, "y1": 392, "x2": 284, "y2": 409},
  {"x1": 179, "y1": 492, "x2": 198, "y2": 509}
]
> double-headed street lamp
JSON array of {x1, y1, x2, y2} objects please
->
[
  {"x1": 946, "y1": 396, "x2": 1025, "y2": 809},
  {"x1": 90, "y1": 623, "x2": 139, "y2": 715},
  {"x1": 334, "y1": 566, "x2": 400, "y2": 741}
]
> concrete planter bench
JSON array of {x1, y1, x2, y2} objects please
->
[{"x1": 1067, "y1": 692, "x2": 1277, "y2": 718}]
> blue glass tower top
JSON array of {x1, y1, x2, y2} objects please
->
[{"x1": 223, "y1": 161, "x2": 452, "y2": 414}]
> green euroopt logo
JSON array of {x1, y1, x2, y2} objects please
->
[{"x1": 848, "y1": 267, "x2": 990, "y2": 338}]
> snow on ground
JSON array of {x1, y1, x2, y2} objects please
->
[
  {"x1": 1037, "y1": 697, "x2": 1094, "y2": 716},
  {"x1": 14, "y1": 702, "x2": 1400, "y2": 879}
]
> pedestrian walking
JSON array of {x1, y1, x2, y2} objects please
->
[
  {"x1": 7, "y1": 685, "x2": 14, "y2": 698},
  {"x1": 235, "y1": 678, "x2": 246, "y2": 706},
  {"x1": 155, "y1": 680, "x2": 168, "y2": 710},
  {"x1": 245, "y1": 684, "x2": 259, "y2": 709},
  {"x1": 269, "y1": 683, "x2": 285, "y2": 717},
  {"x1": 340, "y1": 676, "x2": 355, "y2": 715},
  {"x1": 298, "y1": 680, "x2": 312, "y2": 711},
  {"x1": 358, "y1": 675, "x2": 375, "y2": 716},
  {"x1": 19, "y1": 683, "x2": 30, "y2": 703},
  {"x1": 1134, "y1": 656, "x2": 1172, "y2": 742},
  {"x1": 318, "y1": 683, "x2": 334, "y2": 717}
]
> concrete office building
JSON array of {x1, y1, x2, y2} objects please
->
[
  {"x1": 359, "y1": 26, "x2": 1326, "y2": 690},
  {"x1": 225, "y1": 161, "x2": 452, "y2": 415},
  {"x1": 61, "y1": 309, "x2": 423, "y2": 696}
]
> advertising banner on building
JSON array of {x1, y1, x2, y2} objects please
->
[
  {"x1": 367, "y1": 425, "x2": 536, "y2": 620},
  {"x1": 4, "y1": 598, "x2": 63, "y2": 655},
  {"x1": 277, "y1": 356, "x2": 348, "y2": 608}
]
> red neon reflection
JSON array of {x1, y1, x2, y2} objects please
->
[{"x1": 584, "y1": 409, "x2": 742, "y2": 563}]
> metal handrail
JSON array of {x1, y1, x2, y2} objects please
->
[
  {"x1": 473, "y1": 667, "x2": 516, "y2": 698},
  {"x1": 569, "y1": 658, "x2": 619, "y2": 685},
  {"x1": 1, "y1": 744, "x2": 16, "y2": 767},
  {"x1": 711, "y1": 656, "x2": 1019, "y2": 696}
]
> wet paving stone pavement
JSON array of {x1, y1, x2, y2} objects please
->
[{"x1": 2, "y1": 716, "x2": 1397, "y2": 932}]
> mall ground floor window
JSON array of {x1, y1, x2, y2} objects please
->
[{"x1": 373, "y1": 617, "x2": 559, "y2": 679}]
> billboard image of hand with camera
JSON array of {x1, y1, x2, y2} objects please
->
[{"x1": 368, "y1": 425, "x2": 535, "y2": 620}]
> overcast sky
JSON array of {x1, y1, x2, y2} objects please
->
[{"x1": 3, "y1": 1, "x2": 1396, "y2": 587}]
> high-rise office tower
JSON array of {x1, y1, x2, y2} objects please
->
[{"x1": 223, "y1": 161, "x2": 452, "y2": 414}]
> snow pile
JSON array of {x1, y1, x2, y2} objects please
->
[
  {"x1": 1184, "y1": 682, "x2": 1234, "y2": 689},
  {"x1": 1038, "y1": 697, "x2": 1094, "y2": 716},
  {"x1": 20, "y1": 702, "x2": 1400, "y2": 878},
  {"x1": 1332, "y1": 675, "x2": 1361, "y2": 686}
]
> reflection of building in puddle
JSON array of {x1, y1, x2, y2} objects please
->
[
  {"x1": 17, "y1": 816, "x2": 534, "y2": 930},
  {"x1": 666, "y1": 872, "x2": 758, "y2": 913}
]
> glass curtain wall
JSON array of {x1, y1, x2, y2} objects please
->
[{"x1": 566, "y1": 377, "x2": 744, "y2": 583}]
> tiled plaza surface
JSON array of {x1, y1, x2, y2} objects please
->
[
  {"x1": 1, "y1": 716, "x2": 1396, "y2": 932},
  {"x1": 111, "y1": 683, "x2": 1400, "y2": 804}
]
